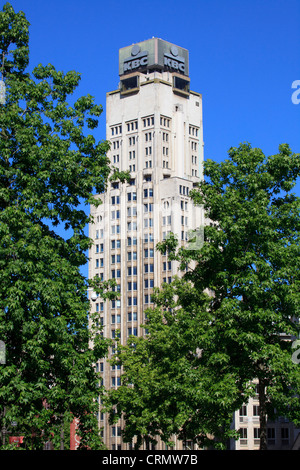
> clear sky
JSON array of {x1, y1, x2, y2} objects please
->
[
  {"x1": 3, "y1": 0, "x2": 300, "y2": 274},
  {"x1": 6, "y1": 0, "x2": 300, "y2": 158}
]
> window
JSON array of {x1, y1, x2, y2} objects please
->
[
  {"x1": 160, "y1": 116, "x2": 170, "y2": 128},
  {"x1": 111, "y1": 240, "x2": 121, "y2": 249},
  {"x1": 112, "y1": 210, "x2": 120, "y2": 220},
  {"x1": 111, "y1": 225, "x2": 120, "y2": 235},
  {"x1": 128, "y1": 312, "x2": 137, "y2": 322},
  {"x1": 111, "y1": 125, "x2": 122, "y2": 136},
  {"x1": 179, "y1": 185, "x2": 189, "y2": 196},
  {"x1": 144, "y1": 233, "x2": 154, "y2": 243},
  {"x1": 128, "y1": 281, "x2": 137, "y2": 291},
  {"x1": 143, "y1": 116, "x2": 154, "y2": 127},
  {"x1": 144, "y1": 203, "x2": 151, "y2": 213},
  {"x1": 145, "y1": 294, "x2": 153, "y2": 304},
  {"x1": 128, "y1": 206, "x2": 137, "y2": 217},
  {"x1": 127, "y1": 192, "x2": 137, "y2": 202},
  {"x1": 111, "y1": 195, "x2": 120, "y2": 205},
  {"x1": 144, "y1": 187, "x2": 154, "y2": 198},
  {"x1": 254, "y1": 428, "x2": 260, "y2": 444},
  {"x1": 281, "y1": 428, "x2": 289, "y2": 444},
  {"x1": 144, "y1": 279, "x2": 154, "y2": 288},
  {"x1": 144, "y1": 263, "x2": 154, "y2": 273},
  {"x1": 267, "y1": 428, "x2": 275, "y2": 444},
  {"x1": 126, "y1": 120, "x2": 138, "y2": 132},
  {"x1": 128, "y1": 327, "x2": 138, "y2": 336},
  {"x1": 112, "y1": 300, "x2": 120, "y2": 309},
  {"x1": 112, "y1": 426, "x2": 122, "y2": 437},
  {"x1": 149, "y1": 248, "x2": 154, "y2": 257},
  {"x1": 128, "y1": 221, "x2": 137, "y2": 231},
  {"x1": 163, "y1": 216, "x2": 171, "y2": 226},
  {"x1": 189, "y1": 125, "x2": 199, "y2": 137},
  {"x1": 111, "y1": 330, "x2": 121, "y2": 340},
  {"x1": 239, "y1": 428, "x2": 247, "y2": 445},
  {"x1": 112, "y1": 284, "x2": 121, "y2": 293},
  {"x1": 127, "y1": 251, "x2": 137, "y2": 261},
  {"x1": 128, "y1": 297, "x2": 137, "y2": 307},
  {"x1": 127, "y1": 236, "x2": 137, "y2": 246},
  {"x1": 128, "y1": 266, "x2": 137, "y2": 276},
  {"x1": 111, "y1": 376, "x2": 121, "y2": 387}
]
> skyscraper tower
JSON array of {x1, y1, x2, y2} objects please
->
[{"x1": 89, "y1": 38, "x2": 204, "y2": 450}]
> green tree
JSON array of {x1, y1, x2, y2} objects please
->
[
  {"x1": 105, "y1": 279, "x2": 243, "y2": 450},
  {"x1": 105, "y1": 143, "x2": 300, "y2": 450},
  {"x1": 0, "y1": 3, "x2": 114, "y2": 449}
]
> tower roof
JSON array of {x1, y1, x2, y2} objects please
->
[{"x1": 119, "y1": 38, "x2": 189, "y2": 77}]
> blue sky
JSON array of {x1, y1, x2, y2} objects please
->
[
  {"x1": 7, "y1": 0, "x2": 300, "y2": 157},
  {"x1": 3, "y1": 0, "x2": 300, "y2": 275}
]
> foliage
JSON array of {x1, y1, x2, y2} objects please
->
[
  {"x1": 0, "y1": 3, "x2": 115, "y2": 449},
  {"x1": 105, "y1": 279, "x2": 243, "y2": 450},
  {"x1": 104, "y1": 143, "x2": 300, "y2": 450}
]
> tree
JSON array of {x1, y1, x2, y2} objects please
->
[
  {"x1": 0, "y1": 3, "x2": 114, "y2": 449},
  {"x1": 186, "y1": 142, "x2": 300, "y2": 450},
  {"x1": 104, "y1": 143, "x2": 300, "y2": 450},
  {"x1": 105, "y1": 279, "x2": 244, "y2": 450}
]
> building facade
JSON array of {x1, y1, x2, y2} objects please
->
[
  {"x1": 88, "y1": 38, "x2": 300, "y2": 452},
  {"x1": 230, "y1": 383, "x2": 300, "y2": 450},
  {"x1": 88, "y1": 38, "x2": 204, "y2": 450}
]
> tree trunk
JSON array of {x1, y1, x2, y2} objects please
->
[
  {"x1": 258, "y1": 378, "x2": 267, "y2": 450},
  {"x1": 1, "y1": 407, "x2": 6, "y2": 447},
  {"x1": 60, "y1": 415, "x2": 64, "y2": 450}
]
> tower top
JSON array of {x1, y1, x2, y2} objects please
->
[{"x1": 119, "y1": 38, "x2": 189, "y2": 77}]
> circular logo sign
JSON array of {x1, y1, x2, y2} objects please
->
[
  {"x1": 170, "y1": 45, "x2": 178, "y2": 57},
  {"x1": 131, "y1": 45, "x2": 141, "y2": 56}
]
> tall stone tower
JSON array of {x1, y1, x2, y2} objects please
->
[{"x1": 89, "y1": 38, "x2": 204, "y2": 450}]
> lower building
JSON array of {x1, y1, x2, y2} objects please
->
[
  {"x1": 88, "y1": 38, "x2": 204, "y2": 450},
  {"x1": 230, "y1": 383, "x2": 300, "y2": 450}
]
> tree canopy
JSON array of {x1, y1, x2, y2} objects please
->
[
  {"x1": 0, "y1": 3, "x2": 113, "y2": 449},
  {"x1": 105, "y1": 143, "x2": 300, "y2": 450}
]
